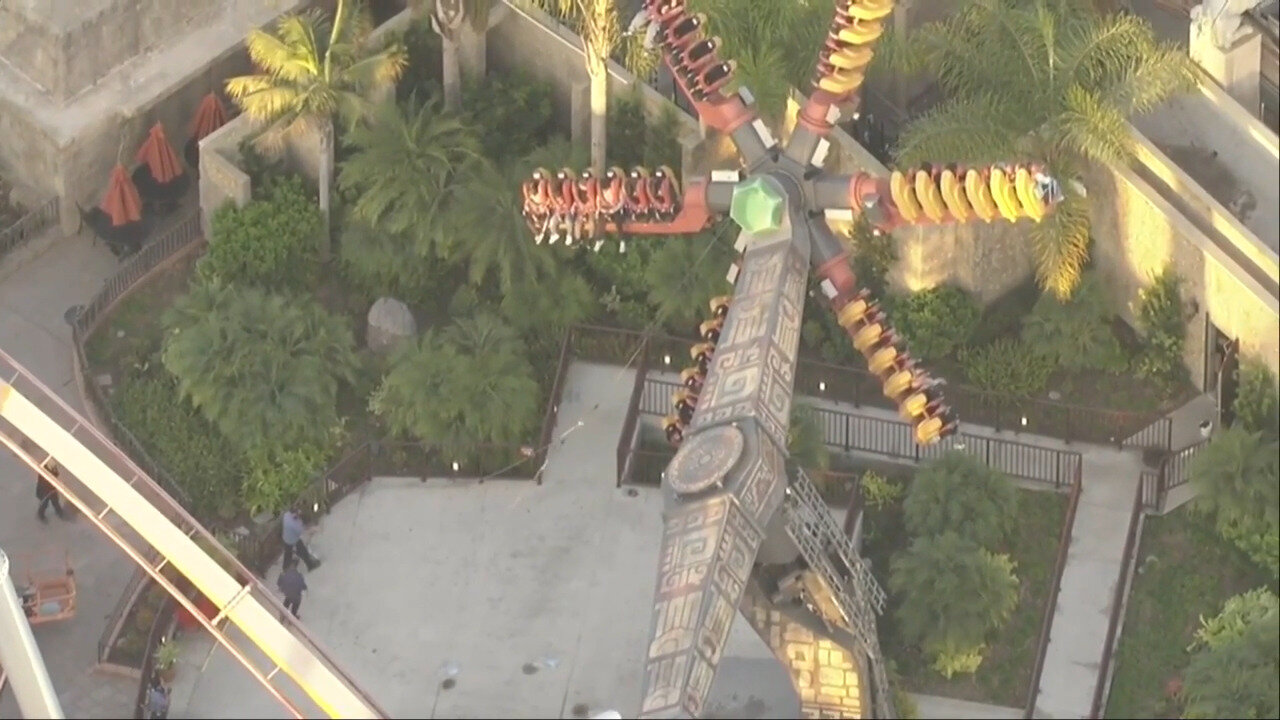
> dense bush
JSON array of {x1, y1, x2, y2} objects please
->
[
  {"x1": 1232, "y1": 360, "x2": 1280, "y2": 442},
  {"x1": 162, "y1": 282, "x2": 360, "y2": 453},
  {"x1": 890, "y1": 532, "x2": 1020, "y2": 678},
  {"x1": 110, "y1": 372, "x2": 246, "y2": 520},
  {"x1": 904, "y1": 452, "x2": 1019, "y2": 549},
  {"x1": 1135, "y1": 268, "x2": 1188, "y2": 387},
  {"x1": 1021, "y1": 271, "x2": 1127, "y2": 372},
  {"x1": 643, "y1": 224, "x2": 738, "y2": 334},
  {"x1": 200, "y1": 176, "x2": 322, "y2": 292},
  {"x1": 607, "y1": 86, "x2": 684, "y2": 172},
  {"x1": 894, "y1": 285, "x2": 981, "y2": 361},
  {"x1": 396, "y1": 18, "x2": 443, "y2": 102},
  {"x1": 370, "y1": 314, "x2": 541, "y2": 458},
  {"x1": 1180, "y1": 588, "x2": 1279, "y2": 719},
  {"x1": 241, "y1": 437, "x2": 337, "y2": 517},
  {"x1": 788, "y1": 402, "x2": 830, "y2": 473},
  {"x1": 848, "y1": 219, "x2": 897, "y2": 299},
  {"x1": 462, "y1": 71, "x2": 556, "y2": 162},
  {"x1": 1190, "y1": 426, "x2": 1280, "y2": 577},
  {"x1": 958, "y1": 337, "x2": 1054, "y2": 399}
]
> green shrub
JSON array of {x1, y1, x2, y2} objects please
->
[
  {"x1": 236, "y1": 139, "x2": 287, "y2": 190},
  {"x1": 1181, "y1": 589, "x2": 1280, "y2": 719},
  {"x1": 895, "y1": 285, "x2": 980, "y2": 361},
  {"x1": 1189, "y1": 426, "x2": 1280, "y2": 577},
  {"x1": 890, "y1": 533, "x2": 1020, "y2": 678},
  {"x1": 958, "y1": 337, "x2": 1054, "y2": 399},
  {"x1": 162, "y1": 282, "x2": 359, "y2": 453},
  {"x1": 110, "y1": 371, "x2": 246, "y2": 520},
  {"x1": 848, "y1": 218, "x2": 897, "y2": 298},
  {"x1": 1021, "y1": 271, "x2": 1128, "y2": 372},
  {"x1": 241, "y1": 437, "x2": 337, "y2": 517},
  {"x1": 462, "y1": 72, "x2": 555, "y2": 162},
  {"x1": 904, "y1": 451, "x2": 1018, "y2": 549},
  {"x1": 200, "y1": 175, "x2": 322, "y2": 292},
  {"x1": 370, "y1": 314, "x2": 541, "y2": 459},
  {"x1": 788, "y1": 402, "x2": 830, "y2": 473},
  {"x1": 861, "y1": 471, "x2": 905, "y2": 511},
  {"x1": 1135, "y1": 268, "x2": 1188, "y2": 387},
  {"x1": 397, "y1": 18, "x2": 443, "y2": 103},
  {"x1": 607, "y1": 86, "x2": 683, "y2": 171},
  {"x1": 1232, "y1": 360, "x2": 1280, "y2": 442}
]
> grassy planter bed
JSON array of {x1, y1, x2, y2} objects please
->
[
  {"x1": 1103, "y1": 507, "x2": 1276, "y2": 719},
  {"x1": 862, "y1": 484, "x2": 1069, "y2": 707}
]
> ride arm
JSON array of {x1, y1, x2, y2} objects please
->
[
  {"x1": 812, "y1": 164, "x2": 1065, "y2": 231},
  {"x1": 631, "y1": 1, "x2": 772, "y2": 166}
]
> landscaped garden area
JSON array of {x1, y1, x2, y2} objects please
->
[
  {"x1": 1105, "y1": 360, "x2": 1279, "y2": 719},
  {"x1": 856, "y1": 454, "x2": 1069, "y2": 708}
]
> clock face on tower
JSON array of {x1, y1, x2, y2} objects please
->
[{"x1": 663, "y1": 424, "x2": 744, "y2": 496}]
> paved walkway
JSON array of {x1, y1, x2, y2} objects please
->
[
  {"x1": 0, "y1": 228, "x2": 137, "y2": 718},
  {"x1": 174, "y1": 362, "x2": 813, "y2": 718}
]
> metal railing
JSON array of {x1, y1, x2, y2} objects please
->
[
  {"x1": 616, "y1": 338, "x2": 651, "y2": 487},
  {"x1": 132, "y1": 596, "x2": 177, "y2": 719},
  {"x1": 98, "y1": 566, "x2": 158, "y2": 666},
  {"x1": 640, "y1": 377, "x2": 1082, "y2": 489},
  {"x1": 0, "y1": 196, "x2": 59, "y2": 262},
  {"x1": 71, "y1": 209, "x2": 204, "y2": 513},
  {"x1": 1024, "y1": 466, "x2": 1084, "y2": 718},
  {"x1": 1140, "y1": 437, "x2": 1209, "y2": 512},
  {"x1": 1089, "y1": 479, "x2": 1147, "y2": 718}
]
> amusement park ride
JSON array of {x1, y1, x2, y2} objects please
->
[
  {"x1": 0, "y1": 1, "x2": 1065, "y2": 719},
  {"x1": 522, "y1": 0, "x2": 1063, "y2": 717}
]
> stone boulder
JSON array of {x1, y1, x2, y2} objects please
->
[{"x1": 366, "y1": 297, "x2": 417, "y2": 355}]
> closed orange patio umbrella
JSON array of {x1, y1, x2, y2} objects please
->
[
  {"x1": 136, "y1": 123, "x2": 184, "y2": 184},
  {"x1": 99, "y1": 164, "x2": 143, "y2": 227},
  {"x1": 190, "y1": 92, "x2": 228, "y2": 142}
]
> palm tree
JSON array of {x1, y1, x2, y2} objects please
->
[
  {"x1": 411, "y1": 0, "x2": 493, "y2": 110},
  {"x1": 161, "y1": 282, "x2": 360, "y2": 453},
  {"x1": 688, "y1": 0, "x2": 829, "y2": 123},
  {"x1": 642, "y1": 222, "x2": 738, "y2": 333},
  {"x1": 225, "y1": 1, "x2": 408, "y2": 259},
  {"x1": 889, "y1": 532, "x2": 1019, "y2": 677},
  {"x1": 338, "y1": 93, "x2": 484, "y2": 258},
  {"x1": 904, "y1": 451, "x2": 1019, "y2": 550},
  {"x1": 450, "y1": 159, "x2": 558, "y2": 292},
  {"x1": 1190, "y1": 426, "x2": 1280, "y2": 538},
  {"x1": 539, "y1": 0, "x2": 620, "y2": 171},
  {"x1": 371, "y1": 314, "x2": 542, "y2": 456},
  {"x1": 887, "y1": 0, "x2": 1197, "y2": 299}
]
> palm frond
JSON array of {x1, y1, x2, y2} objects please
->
[
  {"x1": 894, "y1": 95, "x2": 1024, "y2": 166},
  {"x1": 1054, "y1": 84, "x2": 1133, "y2": 167},
  {"x1": 1029, "y1": 189, "x2": 1091, "y2": 300},
  {"x1": 1096, "y1": 48, "x2": 1198, "y2": 116},
  {"x1": 245, "y1": 27, "x2": 320, "y2": 84}
]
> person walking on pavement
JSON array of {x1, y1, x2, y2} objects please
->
[
  {"x1": 281, "y1": 506, "x2": 320, "y2": 571},
  {"x1": 36, "y1": 460, "x2": 67, "y2": 522},
  {"x1": 145, "y1": 677, "x2": 170, "y2": 719},
  {"x1": 277, "y1": 560, "x2": 307, "y2": 620}
]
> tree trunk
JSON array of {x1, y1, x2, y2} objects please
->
[
  {"x1": 318, "y1": 120, "x2": 334, "y2": 263},
  {"x1": 458, "y1": 23, "x2": 487, "y2": 81},
  {"x1": 588, "y1": 65, "x2": 608, "y2": 173},
  {"x1": 442, "y1": 36, "x2": 463, "y2": 111}
]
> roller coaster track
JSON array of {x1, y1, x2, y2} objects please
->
[{"x1": 0, "y1": 348, "x2": 385, "y2": 719}]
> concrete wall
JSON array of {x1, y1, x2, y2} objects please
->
[
  {"x1": 197, "y1": 118, "x2": 255, "y2": 239},
  {"x1": 1132, "y1": 79, "x2": 1280, "y2": 254},
  {"x1": 1087, "y1": 160, "x2": 1280, "y2": 386},
  {"x1": 0, "y1": 0, "x2": 223, "y2": 104}
]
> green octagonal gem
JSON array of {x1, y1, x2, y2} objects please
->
[{"x1": 730, "y1": 176, "x2": 786, "y2": 234}]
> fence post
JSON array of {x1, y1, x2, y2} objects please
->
[{"x1": 843, "y1": 413, "x2": 851, "y2": 451}]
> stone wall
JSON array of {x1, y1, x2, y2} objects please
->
[
  {"x1": 0, "y1": 0, "x2": 223, "y2": 104},
  {"x1": 197, "y1": 117, "x2": 255, "y2": 239},
  {"x1": 1087, "y1": 160, "x2": 1280, "y2": 387}
]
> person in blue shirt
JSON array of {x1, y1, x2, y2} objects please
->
[
  {"x1": 145, "y1": 677, "x2": 169, "y2": 719},
  {"x1": 280, "y1": 506, "x2": 320, "y2": 571}
]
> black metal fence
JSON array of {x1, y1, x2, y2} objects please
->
[
  {"x1": 132, "y1": 597, "x2": 177, "y2": 719},
  {"x1": 1138, "y1": 436, "x2": 1208, "y2": 512},
  {"x1": 640, "y1": 377, "x2": 1082, "y2": 490},
  {"x1": 0, "y1": 195, "x2": 59, "y2": 261}
]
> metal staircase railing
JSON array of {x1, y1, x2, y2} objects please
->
[{"x1": 784, "y1": 468, "x2": 896, "y2": 718}]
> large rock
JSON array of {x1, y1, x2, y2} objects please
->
[{"x1": 366, "y1": 297, "x2": 417, "y2": 355}]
